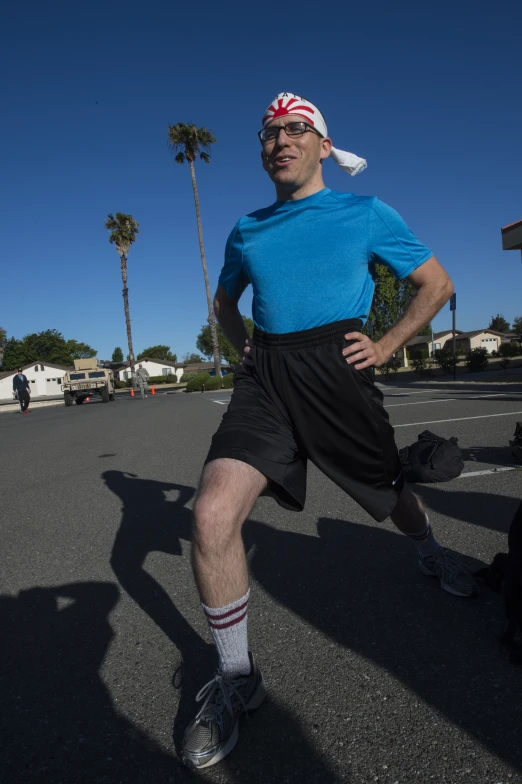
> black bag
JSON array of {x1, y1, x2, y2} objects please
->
[{"x1": 399, "y1": 430, "x2": 464, "y2": 483}]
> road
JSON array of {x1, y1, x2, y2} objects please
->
[{"x1": 1, "y1": 384, "x2": 522, "y2": 784}]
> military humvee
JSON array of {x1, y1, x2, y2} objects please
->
[{"x1": 62, "y1": 359, "x2": 115, "y2": 406}]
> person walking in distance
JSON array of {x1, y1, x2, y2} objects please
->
[
  {"x1": 13, "y1": 368, "x2": 31, "y2": 414},
  {"x1": 136, "y1": 364, "x2": 149, "y2": 399},
  {"x1": 182, "y1": 92, "x2": 479, "y2": 770}
]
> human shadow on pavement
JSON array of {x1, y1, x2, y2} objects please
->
[
  {"x1": 461, "y1": 444, "x2": 522, "y2": 468},
  {"x1": 104, "y1": 472, "x2": 340, "y2": 782},
  {"x1": 244, "y1": 517, "x2": 522, "y2": 774},
  {"x1": 415, "y1": 484, "x2": 521, "y2": 535},
  {"x1": 102, "y1": 471, "x2": 216, "y2": 757},
  {"x1": 0, "y1": 581, "x2": 190, "y2": 784}
]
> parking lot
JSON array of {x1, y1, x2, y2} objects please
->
[{"x1": 1, "y1": 381, "x2": 522, "y2": 784}]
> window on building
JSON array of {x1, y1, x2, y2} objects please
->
[
  {"x1": 162, "y1": 368, "x2": 169, "y2": 376},
  {"x1": 35, "y1": 365, "x2": 39, "y2": 372},
  {"x1": 57, "y1": 378, "x2": 62, "y2": 383}
]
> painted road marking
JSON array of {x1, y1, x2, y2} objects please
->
[
  {"x1": 211, "y1": 399, "x2": 228, "y2": 405},
  {"x1": 386, "y1": 393, "x2": 511, "y2": 408},
  {"x1": 395, "y1": 411, "x2": 522, "y2": 428},
  {"x1": 387, "y1": 398, "x2": 457, "y2": 407},
  {"x1": 457, "y1": 466, "x2": 521, "y2": 479}
]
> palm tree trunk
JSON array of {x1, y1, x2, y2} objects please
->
[
  {"x1": 189, "y1": 159, "x2": 221, "y2": 380},
  {"x1": 120, "y1": 255, "x2": 136, "y2": 386}
]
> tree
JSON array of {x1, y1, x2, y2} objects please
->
[
  {"x1": 137, "y1": 345, "x2": 177, "y2": 362},
  {"x1": 0, "y1": 326, "x2": 6, "y2": 367},
  {"x1": 488, "y1": 314, "x2": 510, "y2": 333},
  {"x1": 112, "y1": 347, "x2": 124, "y2": 362},
  {"x1": 105, "y1": 212, "x2": 139, "y2": 386},
  {"x1": 67, "y1": 340, "x2": 97, "y2": 359},
  {"x1": 182, "y1": 352, "x2": 205, "y2": 363},
  {"x1": 196, "y1": 316, "x2": 254, "y2": 365},
  {"x1": 512, "y1": 316, "x2": 522, "y2": 336},
  {"x1": 366, "y1": 265, "x2": 417, "y2": 341},
  {"x1": 1, "y1": 337, "x2": 26, "y2": 370},
  {"x1": 417, "y1": 323, "x2": 433, "y2": 337},
  {"x1": 168, "y1": 122, "x2": 221, "y2": 378},
  {"x1": 1, "y1": 329, "x2": 96, "y2": 370}
]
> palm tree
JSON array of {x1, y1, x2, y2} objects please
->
[
  {"x1": 168, "y1": 123, "x2": 221, "y2": 379},
  {"x1": 105, "y1": 212, "x2": 139, "y2": 386}
]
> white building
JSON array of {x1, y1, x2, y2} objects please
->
[
  {"x1": 116, "y1": 358, "x2": 184, "y2": 382},
  {"x1": 115, "y1": 358, "x2": 233, "y2": 382},
  {"x1": 0, "y1": 362, "x2": 72, "y2": 401}
]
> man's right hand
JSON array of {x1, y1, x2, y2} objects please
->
[{"x1": 243, "y1": 338, "x2": 254, "y2": 367}]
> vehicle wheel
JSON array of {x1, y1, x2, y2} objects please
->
[
  {"x1": 109, "y1": 392, "x2": 115, "y2": 402},
  {"x1": 101, "y1": 385, "x2": 110, "y2": 403},
  {"x1": 64, "y1": 392, "x2": 73, "y2": 407},
  {"x1": 76, "y1": 397, "x2": 84, "y2": 405}
]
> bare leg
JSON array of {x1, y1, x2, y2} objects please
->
[
  {"x1": 390, "y1": 483, "x2": 427, "y2": 534},
  {"x1": 192, "y1": 458, "x2": 268, "y2": 607}
]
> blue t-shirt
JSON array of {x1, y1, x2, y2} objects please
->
[{"x1": 219, "y1": 187, "x2": 432, "y2": 334}]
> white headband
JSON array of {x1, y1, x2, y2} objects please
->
[{"x1": 262, "y1": 92, "x2": 367, "y2": 177}]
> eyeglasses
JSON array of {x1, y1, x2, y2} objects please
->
[{"x1": 258, "y1": 121, "x2": 321, "y2": 144}]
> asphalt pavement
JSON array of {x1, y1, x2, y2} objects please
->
[{"x1": 1, "y1": 384, "x2": 522, "y2": 784}]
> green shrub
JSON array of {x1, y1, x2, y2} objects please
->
[
  {"x1": 500, "y1": 341, "x2": 521, "y2": 358},
  {"x1": 146, "y1": 374, "x2": 178, "y2": 385},
  {"x1": 180, "y1": 372, "x2": 198, "y2": 383},
  {"x1": 433, "y1": 348, "x2": 454, "y2": 375},
  {"x1": 186, "y1": 372, "x2": 211, "y2": 392},
  {"x1": 114, "y1": 379, "x2": 126, "y2": 389},
  {"x1": 205, "y1": 375, "x2": 223, "y2": 390},
  {"x1": 378, "y1": 357, "x2": 401, "y2": 380},
  {"x1": 466, "y1": 347, "x2": 489, "y2": 372},
  {"x1": 407, "y1": 348, "x2": 429, "y2": 360},
  {"x1": 411, "y1": 356, "x2": 432, "y2": 376},
  {"x1": 222, "y1": 372, "x2": 234, "y2": 388}
]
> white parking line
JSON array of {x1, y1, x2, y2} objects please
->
[
  {"x1": 395, "y1": 411, "x2": 522, "y2": 428},
  {"x1": 211, "y1": 399, "x2": 228, "y2": 405},
  {"x1": 386, "y1": 390, "x2": 442, "y2": 396},
  {"x1": 385, "y1": 393, "x2": 509, "y2": 408},
  {"x1": 387, "y1": 398, "x2": 456, "y2": 407},
  {"x1": 457, "y1": 466, "x2": 521, "y2": 479}
]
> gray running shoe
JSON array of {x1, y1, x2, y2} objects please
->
[
  {"x1": 182, "y1": 653, "x2": 266, "y2": 769},
  {"x1": 419, "y1": 548, "x2": 479, "y2": 597}
]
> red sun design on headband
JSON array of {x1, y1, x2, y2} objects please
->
[{"x1": 262, "y1": 96, "x2": 315, "y2": 127}]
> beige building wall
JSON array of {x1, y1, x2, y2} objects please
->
[{"x1": 469, "y1": 334, "x2": 500, "y2": 353}]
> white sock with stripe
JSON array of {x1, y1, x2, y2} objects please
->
[
  {"x1": 406, "y1": 516, "x2": 443, "y2": 559},
  {"x1": 202, "y1": 588, "x2": 251, "y2": 678}
]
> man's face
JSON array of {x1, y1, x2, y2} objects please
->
[{"x1": 261, "y1": 115, "x2": 332, "y2": 194}]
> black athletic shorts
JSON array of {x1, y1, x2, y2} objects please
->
[{"x1": 205, "y1": 319, "x2": 404, "y2": 522}]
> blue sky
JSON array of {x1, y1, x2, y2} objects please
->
[{"x1": 1, "y1": 0, "x2": 521, "y2": 361}]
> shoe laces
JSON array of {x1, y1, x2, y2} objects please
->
[
  {"x1": 195, "y1": 672, "x2": 249, "y2": 722},
  {"x1": 433, "y1": 550, "x2": 469, "y2": 582}
]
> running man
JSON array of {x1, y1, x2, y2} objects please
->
[
  {"x1": 136, "y1": 364, "x2": 149, "y2": 399},
  {"x1": 182, "y1": 92, "x2": 478, "y2": 769}
]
